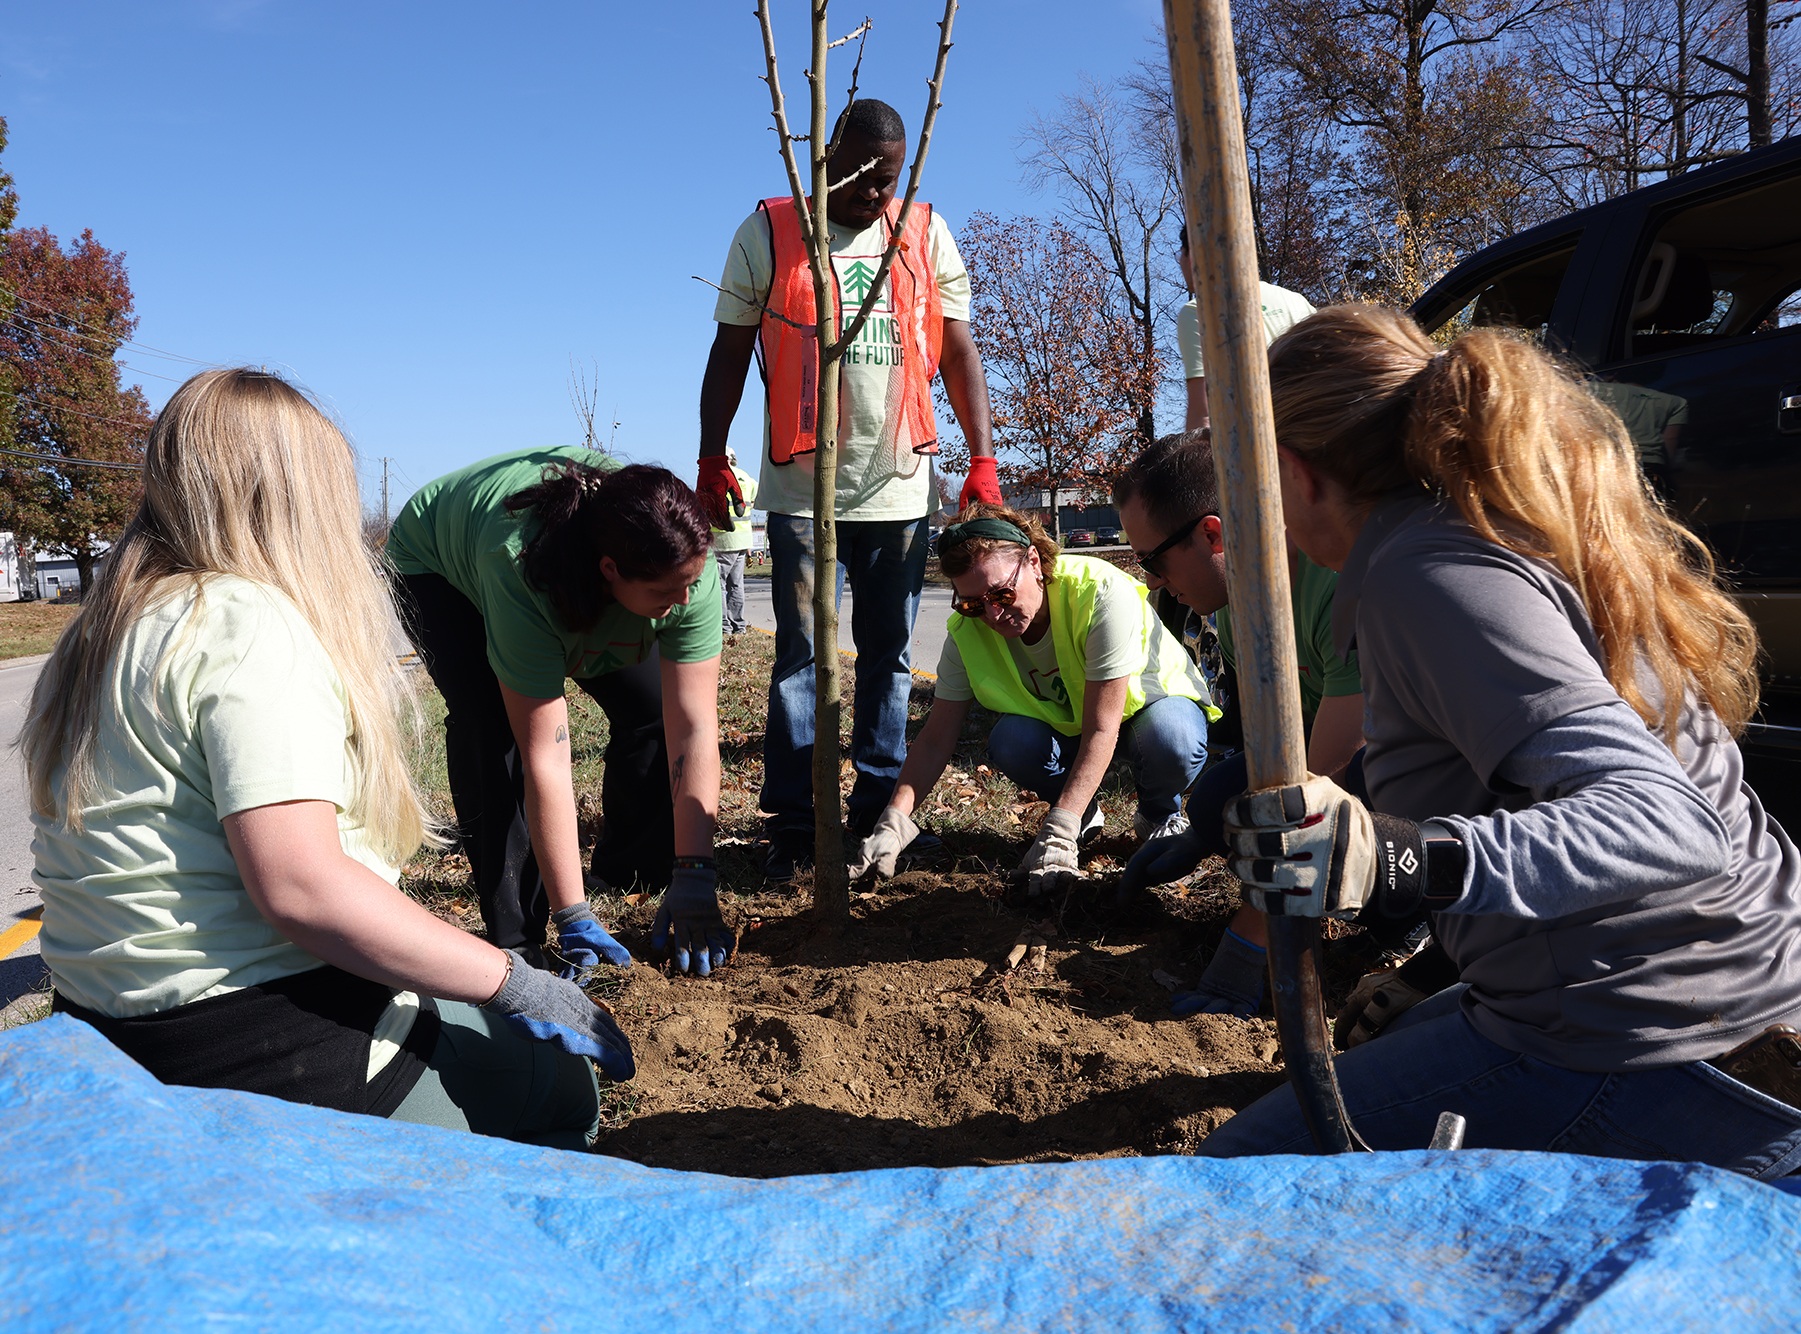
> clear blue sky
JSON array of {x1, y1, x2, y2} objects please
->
[{"x1": 1, "y1": 1, "x2": 1170, "y2": 513}]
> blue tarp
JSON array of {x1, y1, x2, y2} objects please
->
[{"x1": 2, "y1": 1014, "x2": 1797, "y2": 1332}]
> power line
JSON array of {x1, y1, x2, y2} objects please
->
[
  {"x1": 0, "y1": 391, "x2": 150, "y2": 434},
  {"x1": 3, "y1": 288, "x2": 211, "y2": 367},
  {"x1": 1, "y1": 309, "x2": 187, "y2": 384},
  {"x1": 0, "y1": 445, "x2": 139, "y2": 471}
]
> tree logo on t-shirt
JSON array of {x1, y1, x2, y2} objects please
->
[{"x1": 834, "y1": 255, "x2": 893, "y2": 314}]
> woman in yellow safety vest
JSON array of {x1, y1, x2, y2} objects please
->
[{"x1": 848, "y1": 503, "x2": 1216, "y2": 894}]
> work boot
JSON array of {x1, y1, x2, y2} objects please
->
[{"x1": 762, "y1": 828, "x2": 815, "y2": 883}]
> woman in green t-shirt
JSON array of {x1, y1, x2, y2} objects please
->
[
  {"x1": 26, "y1": 369, "x2": 631, "y2": 1146},
  {"x1": 386, "y1": 447, "x2": 733, "y2": 977}
]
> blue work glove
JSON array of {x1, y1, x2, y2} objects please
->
[
  {"x1": 481, "y1": 949, "x2": 635, "y2": 1081},
  {"x1": 551, "y1": 902, "x2": 633, "y2": 979},
  {"x1": 1118, "y1": 826, "x2": 1212, "y2": 905},
  {"x1": 651, "y1": 859, "x2": 735, "y2": 977}
]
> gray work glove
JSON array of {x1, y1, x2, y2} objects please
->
[
  {"x1": 1225, "y1": 775, "x2": 1398, "y2": 917},
  {"x1": 848, "y1": 807, "x2": 921, "y2": 881},
  {"x1": 1016, "y1": 807, "x2": 1085, "y2": 897},
  {"x1": 650, "y1": 861, "x2": 735, "y2": 977},
  {"x1": 1333, "y1": 969, "x2": 1431, "y2": 1049},
  {"x1": 482, "y1": 949, "x2": 636, "y2": 1081}
]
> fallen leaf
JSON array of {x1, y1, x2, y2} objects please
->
[
  {"x1": 624, "y1": 892, "x2": 652, "y2": 906},
  {"x1": 1152, "y1": 969, "x2": 1186, "y2": 992}
]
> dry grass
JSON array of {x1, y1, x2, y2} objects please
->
[{"x1": 0, "y1": 601, "x2": 78, "y2": 661}]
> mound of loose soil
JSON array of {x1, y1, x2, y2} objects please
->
[{"x1": 580, "y1": 856, "x2": 1378, "y2": 1178}]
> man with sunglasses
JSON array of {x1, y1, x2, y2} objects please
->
[
  {"x1": 1112, "y1": 431, "x2": 1365, "y2": 1018},
  {"x1": 847, "y1": 505, "x2": 1215, "y2": 894}
]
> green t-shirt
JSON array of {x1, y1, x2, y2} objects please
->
[
  {"x1": 1589, "y1": 380, "x2": 1690, "y2": 467},
  {"x1": 35, "y1": 576, "x2": 406, "y2": 1020},
  {"x1": 1215, "y1": 552, "x2": 1360, "y2": 722},
  {"x1": 386, "y1": 446, "x2": 724, "y2": 698},
  {"x1": 712, "y1": 208, "x2": 972, "y2": 523}
]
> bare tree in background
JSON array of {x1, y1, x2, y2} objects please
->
[
  {"x1": 1019, "y1": 76, "x2": 1182, "y2": 447},
  {"x1": 1252, "y1": 0, "x2": 1562, "y2": 303},
  {"x1": 753, "y1": 0, "x2": 958, "y2": 928},
  {"x1": 945, "y1": 214, "x2": 1159, "y2": 540},
  {"x1": 568, "y1": 356, "x2": 617, "y2": 452},
  {"x1": 1535, "y1": 0, "x2": 1800, "y2": 203}
]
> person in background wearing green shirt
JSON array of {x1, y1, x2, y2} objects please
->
[
  {"x1": 27, "y1": 369, "x2": 630, "y2": 1147},
  {"x1": 387, "y1": 447, "x2": 733, "y2": 978},
  {"x1": 1114, "y1": 431, "x2": 1368, "y2": 1017},
  {"x1": 712, "y1": 446, "x2": 759, "y2": 636}
]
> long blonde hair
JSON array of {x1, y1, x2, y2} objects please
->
[
  {"x1": 1267, "y1": 304, "x2": 1758, "y2": 742},
  {"x1": 19, "y1": 368, "x2": 443, "y2": 858}
]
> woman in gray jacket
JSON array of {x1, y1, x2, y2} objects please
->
[{"x1": 1201, "y1": 305, "x2": 1801, "y2": 1178}]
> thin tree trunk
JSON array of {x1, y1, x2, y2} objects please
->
[
  {"x1": 75, "y1": 550, "x2": 95, "y2": 597},
  {"x1": 1748, "y1": 0, "x2": 1772, "y2": 147},
  {"x1": 807, "y1": 4, "x2": 850, "y2": 929}
]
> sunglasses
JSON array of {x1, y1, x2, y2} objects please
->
[
  {"x1": 953, "y1": 550, "x2": 1032, "y2": 618},
  {"x1": 1134, "y1": 515, "x2": 1205, "y2": 580}
]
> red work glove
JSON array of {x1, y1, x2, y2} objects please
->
[
  {"x1": 696, "y1": 455, "x2": 745, "y2": 530},
  {"x1": 959, "y1": 456, "x2": 1002, "y2": 510}
]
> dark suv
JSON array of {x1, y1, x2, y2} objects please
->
[{"x1": 1412, "y1": 137, "x2": 1801, "y2": 797}]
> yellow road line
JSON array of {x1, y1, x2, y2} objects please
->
[{"x1": 0, "y1": 907, "x2": 44, "y2": 961}]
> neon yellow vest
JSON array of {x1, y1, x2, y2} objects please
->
[{"x1": 947, "y1": 555, "x2": 1216, "y2": 737}]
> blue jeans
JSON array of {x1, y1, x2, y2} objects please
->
[
  {"x1": 985, "y1": 695, "x2": 1210, "y2": 822},
  {"x1": 761, "y1": 512, "x2": 930, "y2": 835},
  {"x1": 1198, "y1": 984, "x2": 1801, "y2": 1180}
]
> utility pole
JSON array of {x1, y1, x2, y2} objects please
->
[{"x1": 380, "y1": 457, "x2": 391, "y2": 527}]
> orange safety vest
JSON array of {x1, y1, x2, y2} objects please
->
[{"x1": 755, "y1": 195, "x2": 944, "y2": 465}]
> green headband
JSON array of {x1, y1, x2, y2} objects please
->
[{"x1": 940, "y1": 517, "x2": 1032, "y2": 549}]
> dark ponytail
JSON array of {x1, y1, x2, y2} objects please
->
[{"x1": 505, "y1": 461, "x2": 710, "y2": 631}]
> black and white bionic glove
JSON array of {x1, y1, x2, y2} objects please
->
[{"x1": 1223, "y1": 775, "x2": 1466, "y2": 919}]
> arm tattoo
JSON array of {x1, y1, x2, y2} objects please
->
[
  {"x1": 554, "y1": 724, "x2": 567, "y2": 744},
  {"x1": 670, "y1": 754, "x2": 686, "y2": 794}
]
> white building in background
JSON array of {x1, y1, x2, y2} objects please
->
[
  {"x1": 0, "y1": 533, "x2": 20, "y2": 602},
  {"x1": 0, "y1": 533, "x2": 108, "y2": 601}
]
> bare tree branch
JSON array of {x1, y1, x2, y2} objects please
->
[
  {"x1": 831, "y1": 0, "x2": 958, "y2": 358},
  {"x1": 756, "y1": 0, "x2": 818, "y2": 256},
  {"x1": 826, "y1": 155, "x2": 881, "y2": 194},
  {"x1": 826, "y1": 19, "x2": 871, "y2": 49}
]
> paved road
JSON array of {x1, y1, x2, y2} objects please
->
[
  {"x1": 0, "y1": 654, "x2": 49, "y2": 1011},
  {"x1": 740, "y1": 580, "x2": 957, "y2": 677}
]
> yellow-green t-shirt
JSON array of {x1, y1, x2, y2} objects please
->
[
  {"x1": 385, "y1": 446, "x2": 724, "y2": 698},
  {"x1": 35, "y1": 576, "x2": 406, "y2": 1020},
  {"x1": 712, "y1": 208, "x2": 971, "y2": 522}
]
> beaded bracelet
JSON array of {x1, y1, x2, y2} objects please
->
[{"x1": 673, "y1": 855, "x2": 717, "y2": 872}]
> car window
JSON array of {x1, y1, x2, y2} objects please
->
[
  {"x1": 1595, "y1": 170, "x2": 1801, "y2": 609},
  {"x1": 1619, "y1": 174, "x2": 1801, "y2": 359},
  {"x1": 1423, "y1": 238, "x2": 1581, "y2": 345}
]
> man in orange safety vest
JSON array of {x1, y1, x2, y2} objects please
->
[{"x1": 697, "y1": 98, "x2": 1000, "y2": 883}]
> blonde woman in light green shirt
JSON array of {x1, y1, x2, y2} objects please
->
[{"x1": 24, "y1": 369, "x2": 632, "y2": 1147}]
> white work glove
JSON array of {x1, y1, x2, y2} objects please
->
[
  {"x1": 1224, "y1": 774, "x2": 1432, "y2": 919},
  {"x1": 1016, "y1": 807, "x2": 1084, "y2": 897},
  {"x1": 848, "y1": 807, "x2": 921, "y2": 881},
  {"x1": 1334, "y1": 969, "x2": 1432, "y2": 1048}
]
